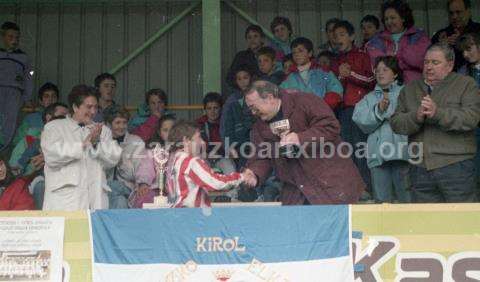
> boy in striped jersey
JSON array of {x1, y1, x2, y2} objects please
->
[{"x1": 165, "y1": 121, "x2": 252, "y2": 208}]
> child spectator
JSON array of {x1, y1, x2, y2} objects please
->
[
  {"x1": 226, "y1": 25, "x2": 265, "y2": 87},
  {"x1": 132, "y1": 114, "x2": 176, "y2": 208},
  {"x1": 352, "y1": 56, "x2": 410, "y2": 203},
  {"x1": 9, "y1": 102, "x2": 68, "y2": 177},
  {"x1": 331, "y1": 20, "x2": 375, "y2": 193},
  {"x1": 257, "y1": 46, "x2": 285, "y2": 85},
  {"x1": 13, "y1": 82, "x2": 59, "y2": 147},
  {"x1": 165, "y1": 121, "x2": 247, "y2": 208},
  {"x1": 360, "y1": 15, "x2": 381, "y2": 49},
  {"x1": 220, "y1": 65, "x2": 256, "y2": 169},
  {"x1": 457, "y1": 32, "x2": 480, "y2": 185},
  {"x1": 457, "y1": 33, "x2": 480, "y2": 85},
  {"x1": 318, "y1": 18, "x2": 341, "y2": 54},
  {"x1": 270, "y1": 16, "x2": 294, "y2": 61},
  {"x1": 365, "y1": 0, "x2": 430, "y2": 84},
  {"x1": 0, "y1": 158, "x2": 35, "y2": 210},
  {"x1": 0, "y1": 22, "x2": 33, "y2": 152},
  {"x1": 104, "y1": 107, "x2": 145, "y2": 209},
  {"x1": 197, "y1": 92, "x2": 224, "y2": 157},
  {"x1": 316, "y1": 50, "x2": 335, "y2": 71},
  {"x1": 282, "y1": 53, "x2": 294, "y2": 76},
  {"x1": 281, "y1": 37, "x2": 343, "y2": 110},
  {"x1": 128, "y1": 88, "x2": 168, "y2": 142},
  {"x1": 147, "y1": 114, "x2": 176, "y2": 148},
  {"x1": 197, "y1": 92, "x2": 237, "y2": 201},
  {"x1": 93, "y1": 73, "x2": 118, "y2": 122}
]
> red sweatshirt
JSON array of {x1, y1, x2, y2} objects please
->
[
  {"x1": 0, "y1": 178, "x2": 35, "y2": 210},
  {"x1": 331, "y1": 47, "x2": 375, "y2": 107}
]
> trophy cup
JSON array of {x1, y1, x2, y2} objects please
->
[
  {"x1": 152, "y1": 144, "x2": 170, "y2": 207},
  {"x1": 269, "y1": 119, "x2": 299, "y2": 158}
]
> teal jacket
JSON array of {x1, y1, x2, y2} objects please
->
[
  {"x1": 280, "y1": 61, "x2": 343, "y2": 109},
  {"x1": 352, "y1": 82, "x2": 409, "y2": 168},
  {"x1": 13, "y1": 109, "x2": 44, "y2": 146},
  {"x1": 9, "y1": 127, "x2": 42, "y2": 175},
  {"x1": 128, "y1": 103, "x2": 151, "y2": 132}
]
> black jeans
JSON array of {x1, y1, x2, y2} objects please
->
[{"x1": 409, "y1": 159, "x2": 478, "y2": 203}]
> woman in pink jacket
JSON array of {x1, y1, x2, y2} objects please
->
[{"x1": 366, "y1": 0, "x2": 430, "y2": 84}]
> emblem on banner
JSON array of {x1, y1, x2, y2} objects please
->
[{"x1": 213, "y1": 269, "x2": 234, "y2": 281}]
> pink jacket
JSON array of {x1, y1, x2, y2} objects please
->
[
  {"x1": 365, "y1": 26, "x2": 430, "y2": 84},
  {"x1": 135, "y1": 149, "x2": 158, "y2": 189}
]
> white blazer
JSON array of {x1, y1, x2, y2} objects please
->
[{"x1": 41, "y1": 116, "x2": 122, "y2": 210}]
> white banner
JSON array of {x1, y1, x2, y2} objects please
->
[{"x1": 0, "y1": 217, "x2": 65, "y2": 282}]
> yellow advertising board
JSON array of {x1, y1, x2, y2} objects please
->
[
  {"x1": 352, "y1": 204, "x2": 480, "y2": 281},
  {"x1": 1, "y1": 204, "x2": 479, "y2": 282}
]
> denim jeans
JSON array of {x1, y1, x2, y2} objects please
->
[
  {"x1": 108, "y1": 180, "x2": 132, "y2": 209},
  {"x1": 474, "y1": 128, "x2": 480, "y2": 197},
  {"x1": 32, "y1": 180, "x2": 45, "y2": 210},
  {"x1": 338, "y1": 107, "x2": 371, "y2": 191},
  {"x1": 409, "y1": 159, "x2": 478, "y2": 203},
  {"x1": 370, "y1": 160, "x2": 411, "y2": 203}
]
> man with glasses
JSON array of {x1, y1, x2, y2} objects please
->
[{"x1": 242, "y1": 80, "x2": 365, "y2": 205}]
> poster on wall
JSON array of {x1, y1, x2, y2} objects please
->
[{"x1": 0, "y1": 217, "x2": 65, "y2": 282}]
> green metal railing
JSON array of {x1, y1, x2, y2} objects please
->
[
  {"x1": 2, "y1": 0, "x2": 276, "y2": 95},
  {"x1": 222, "y1": 0, "x2": 276, "y2": 42},
  {"x1": 108, "y1": 1, "x2": 201, "y2": 74}
]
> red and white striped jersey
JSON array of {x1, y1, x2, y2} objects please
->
[{"x1": 165, "y1": 151, "x2": 243, "y2": 208}]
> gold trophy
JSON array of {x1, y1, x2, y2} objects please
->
[
  {"x1": 152, "y1": 144, "x2": 170, "y2": 207},
  {"x1": 269, "y1": 119, "x2": 299, "y2": 158}
]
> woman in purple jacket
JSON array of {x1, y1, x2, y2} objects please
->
[{"x1": 366, "y1": 0, "x2": 430, "y2": 84}]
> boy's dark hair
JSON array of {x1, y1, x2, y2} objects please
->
[
  {"x1": 38, "y1": 82, "x2": 59, "y2": 101},
  {"x1": 167, "y1": 120, "x2": 198, "y2": 152},
  {"x1": 361, "y1": 15, "x2": 381, "y2": 29},
  {"x1": 457, "y1": 32, "x2": 480, "y2": 77},
  {"x1": 1, "y1": 21, "x2": 19, "y2": 32},
  {"x1": 232, "y1": 64, "x2": 255, "y2": 89},
  {"x1": 270, "y1": 16, "x2": 293, "y2": 35},
  {"x1": 457, "y1": 32, "x2": 480, "y2": 52},
  {"x1": 381, "y1": 0, "x2": 415, "y2": 30},
  {"x1": 94, "y1": 73, "x2": 116, "y2": 88},
  {"x1": 374, "y1": 56, "x2": 404, "y2": 85},
  {"x1": 145, "y1": 88, "x2": 168, "y2": 106},
  {"x1": 203, "y1": 92, "x2": 223, "y2": 108},
  {"x1": 333, "y1": 20, "x2": 355, "y2": 36},
  {"x1": 291, "y1": 37, "x2": 314, "y2": 53},
  {"x1": 317, "y1": 50, "x2": 335, "y2": 60},
  {"x1": 158, "y1": 114, "x2": 177, "y2": 131},
  {"x1": 447, "y1": 0, "x2": 471, "y2": 10},
  {"x1": 149, "y1": 114, "x2": 177, "y2": 147},
  {"x1": 245, "y1": 24, "x2": 265, "y2": 39},
  {"x1": 325, "y1": 18, "x2": 341, "y2": 32},
  {"x1": 257, "y1": 46, "x2": 276, "y2": 61},
  {"x1": 68, "y1": 84, "x2": 98, "y2": 113},
  {"x1": 103, "y1": 106, "x2": 131, "y2": 124},
  {"x1": 42, "y1": 102, "x2": 68, "y2": 123},
  {"x1": 283, "y1": 53, "x2": 293, "y2": 63}
]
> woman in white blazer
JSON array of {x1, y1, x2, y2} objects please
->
[{"x1": 41, "y1": 85, "x2": 122, "y2": 210}]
